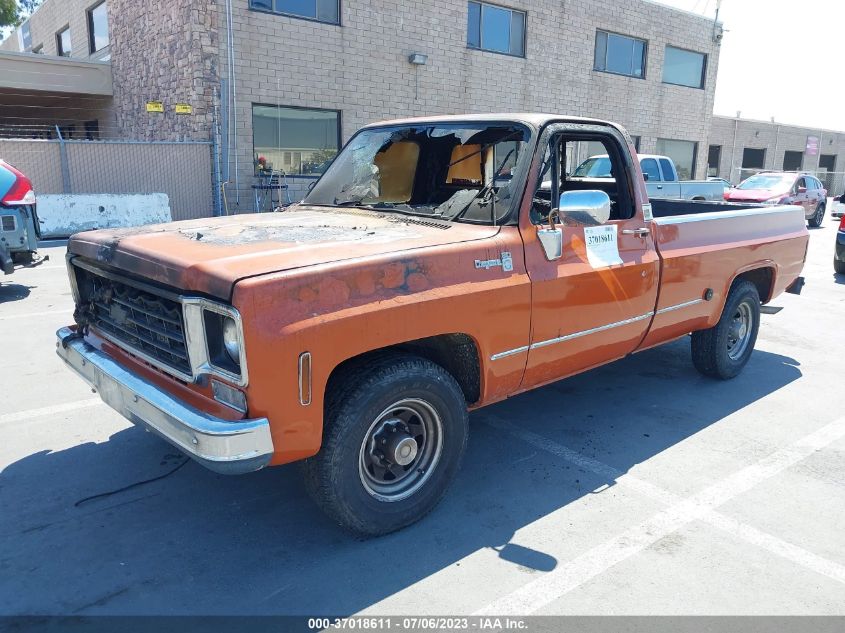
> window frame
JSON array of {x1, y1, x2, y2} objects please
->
[
  {"x1": 656, "y1": 138, "x2": 698, "y2": 181},
  {"x1": 87, "y1": 0, "x2": 109, "y2": 54},
  {"x1": 248, "y1": 0, "x2": 342, "y2": 26},
  {"x1": 662, "y1": 44, "x2": 707, "y2": 89},
  {"x1": 593, "y1": 29, "x2": 647, "y2": 80},
  {"x1": 56, "y1": 26, "x2": 72, "y2": 57},
  {"x1": 466, "y1": 0, "x2": 527, "y2": 59},
  {"x1": 251, "y1": 102, "x2": 342, "y2": 179}
]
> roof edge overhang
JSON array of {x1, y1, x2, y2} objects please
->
[{"x1": 0, "y1": 50, "x2": 112, "y2": 96}]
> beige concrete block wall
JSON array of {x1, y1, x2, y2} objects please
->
[{"x1": 218, "y1": 0, "x2": 722, "y2": 209}]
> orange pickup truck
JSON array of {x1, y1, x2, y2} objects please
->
[{"x1": 57, "y1": 114, "x2": 808, "y2": 535}]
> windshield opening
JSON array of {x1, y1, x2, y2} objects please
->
[
  {"x1": 303, "y1": 123, "x2": 531, "y2": 224},
  {"x1": 737, "y1": 174, "x2": 793, "y2": 190}
]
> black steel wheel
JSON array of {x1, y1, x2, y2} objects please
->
[
  {"x1": 303, "y1": 353, "x2": 468, "y2": 536},
  {"x1": 691, "y1": 280, "x2": 761, "y2": 380}
]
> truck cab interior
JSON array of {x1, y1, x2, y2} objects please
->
[{"x1": 531, "y1": 133, "x2": 635, "y2": 224}]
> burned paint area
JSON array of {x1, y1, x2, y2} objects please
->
[{"x1": 281, "y1": 258, "x2": 434, "y2": 321}]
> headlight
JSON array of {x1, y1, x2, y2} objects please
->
[
  {"x1": 222, "y1": 317, "x2": 240, "y2": 365},
  {"x1": 763, "y1": 197, "x2": 784, "y2": 205}
]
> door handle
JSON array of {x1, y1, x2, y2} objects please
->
[
  {"x1": 622, "y1": 227, "x2": 650, "y2": 237},
  {"x1": 656, "y1": 185, "x2": 663, "y2": 189}
]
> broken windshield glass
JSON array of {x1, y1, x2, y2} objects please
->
[{"x1": 304, "y1": 123, "x2": 532, "y2": 224}]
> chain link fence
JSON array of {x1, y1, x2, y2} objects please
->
[{"x1": 0, "y1": 135, "x2": 217, "y2": 221}]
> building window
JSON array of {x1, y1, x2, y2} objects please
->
[
  {"x1": 631, "y1": 135, "x2": 641, "y2": 152},
  {"x1": 707, "y1": 144, "x2": 721, "y2": 176},
  {"x1": 782, "y1": 150, "x2": 803, "y2": 171},
  {"x1": 56, "y1": 27, "x2": 72, "y2": 57},
  {"x1": 87, "y1": 1, "x2": 109, "y2": 54},
  {"x1": 656, "y1": 138, "x2": 697, "y2": 180},
  {"x1": 594, "y1": 31, "x2": 646, "y2": 79},
  {"x1": 18, "y1": 21, "x2": 32, "y2": 51},
  {"x1": 662, "y1": 46, "x2": 706, "y2": 89},
  {"x1": 467, "y1": 1, "x2": 526, "y2": 57},
  {"x1": 249, "y1": 0, "x2": 340, "y2": 24},
  {"x1": 252, "y1": 105, "x2": 340, "y2": 177}
]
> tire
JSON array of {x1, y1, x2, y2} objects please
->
[
  {"x1": 808, "y1": 202, "x2": 825, "y2": 228},
  {"x1": 691, "y1": 280, "x2": 760, "y2": 380},
  {"x1": 302, "y1": 353, "x2": 468, "y2": 536},
  {"x1": 835, "y1": 257, "x2": 845, "y2": 275}
]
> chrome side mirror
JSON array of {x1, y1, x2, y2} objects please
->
[
  {"x1": 536, "y1": 190, "x2": 611, "y2": 262},
  {"x1": 557, "y1": 190, "x2": 611, "y2": 226}
]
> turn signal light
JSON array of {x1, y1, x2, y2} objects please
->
[{"x1": 839, "y1": 215, "x2": 845, "y2": 231}]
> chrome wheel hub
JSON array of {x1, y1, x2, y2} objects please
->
[
  {"x1": 358, "y1": 399, "x2": 443, "y2": 502},
  {"x1": 727, "y1": 301, "x2": 753, "y2": 361}
]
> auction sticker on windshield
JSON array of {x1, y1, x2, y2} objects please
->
[{"x1": 584, "y1": 225, "x2": 623, "y2": 268}]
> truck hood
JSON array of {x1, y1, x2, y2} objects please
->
[{"x1": 68, "y1": 206, "x2": 498, "y2": 299}]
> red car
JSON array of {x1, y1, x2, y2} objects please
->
[{"x1": 725, "y1": 172, "x2": 827, "y2": 227}]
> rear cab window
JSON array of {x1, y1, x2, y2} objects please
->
[{"x1": 658, "y1": 158, "x2": 676, "y2": 181}]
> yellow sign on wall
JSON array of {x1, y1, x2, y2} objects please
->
[
  {"x1": 174, "y1": 103, "x2": 193, "y2": 115},
  {"x1": 146, "y1": 101, "x2": 164, "y2": 113}
]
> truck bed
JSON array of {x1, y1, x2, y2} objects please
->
[{"x1": 650, "y1": 198, "x2": 763, "y2": 217}]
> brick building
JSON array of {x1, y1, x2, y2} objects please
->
[{"x1": 2, "y1": 0, "x2": 731, "y2": 210}]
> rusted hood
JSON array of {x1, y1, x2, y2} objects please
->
[{"x1": 68, "y1": 207, "x2": 497, "y2": 299}]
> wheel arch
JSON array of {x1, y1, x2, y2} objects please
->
[
  {"x1": 325, "y1": 333, "x2": 482, "y2": 408},
  {"x1": 728, "y1": 263, "x2": 776, "y2": 304}
]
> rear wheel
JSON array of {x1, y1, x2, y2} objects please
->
[
  {"x1": 691, "y1": 280, "x2": 760, "y2": 380},
  {"x1": 808, "y1": 201, "x2": 825, "y2": 227},
  {"x1": 303, "y1": 354, "x2": 468, "y2": 536}
]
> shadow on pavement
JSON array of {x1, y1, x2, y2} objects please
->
[
  {"x1": 0, "y1": 283, "x2": 33, "y2": 303},
  {"x1": 0, "y1": 338, "x2": 801, "y2": 616}
]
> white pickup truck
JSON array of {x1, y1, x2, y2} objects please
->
[{"x1": 574, "y1": 153, "x2": 724, "y2": 201}]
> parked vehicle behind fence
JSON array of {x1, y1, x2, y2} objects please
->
[
  {"x1": 573, "y1": 153, "x2": 724, "y2": 201},
  {"x1": 0, "y1": 159, "x2": 43, "y2": 276},
  {"x1": 57, "y1": 113, "x2": 808, "y2": 535},
  {"x1": 725, "y1": 172, "x2": 827, "y2": 227}
]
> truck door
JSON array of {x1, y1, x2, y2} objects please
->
[{"x1": 518, "y1": 125, "x2": 659, "y2": 389}]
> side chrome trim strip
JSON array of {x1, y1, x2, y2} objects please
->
[
  {"x1": 530, "y1": 312, "x2": 654, "y2": 350},
  {"x1": 490, "y1": 345, "x2": 530, "y2": 361},
  {"x1": 490, "y1": 298, "x2": 709, "y2": 361},
  {"x1": 655, "y1": 298, "x2": 705, "y2": 315}
]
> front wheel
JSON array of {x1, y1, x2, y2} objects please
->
[
  {"x1": 808, "y1": 202, "x2": 825, "y2": 227},
  {"x1": 303, "y1": 354, "x2": 468, "y2": 536},
  {"x1": 691, "y1": 280, "x2": 761, "y2": 380}
]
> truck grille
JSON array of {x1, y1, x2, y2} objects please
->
[
  {"x1": 1, "y1": 215, "x2": 15, "y2": 231},
  {"x1": 74, "y1": 263, "x2": 191, "y2": 377}
]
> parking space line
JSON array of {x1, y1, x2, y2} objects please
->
[
  {"x1": 476, "y1": 415, "x2": 845, "y2": 615},
  {"x1": 0, "y1": 309, "x2": 73, "y2": 320},
  {"x1": 0, "y1": 399, "x2": 103, "y2": 426}
]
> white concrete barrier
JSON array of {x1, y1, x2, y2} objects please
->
[{"x1": 37, "y1": 193, "x2": 172, "y2": 238}]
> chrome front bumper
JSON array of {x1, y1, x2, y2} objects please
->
[{"x1": 56, "y1": 327, "x2": 274, "y2": 475}]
